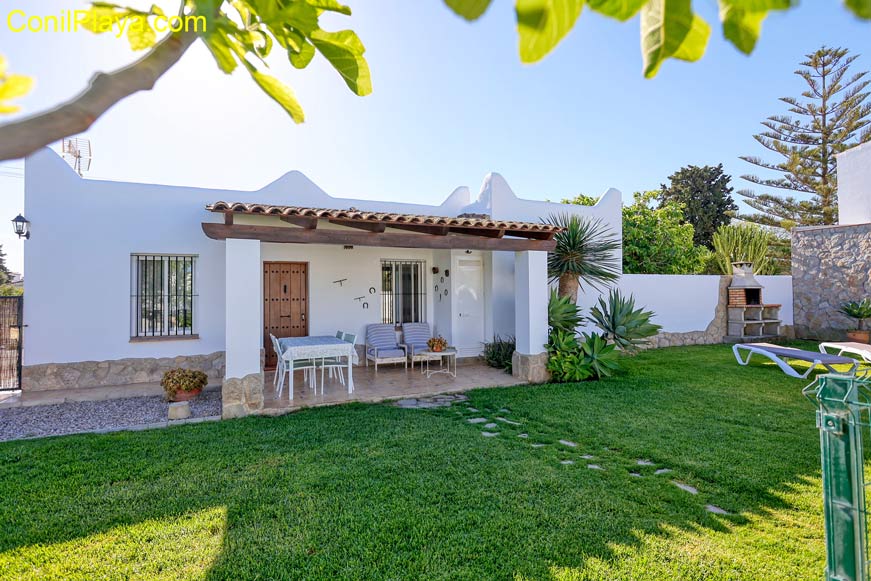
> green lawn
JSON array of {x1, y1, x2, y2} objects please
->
[{"x1": 0, "y1": 343, "x2": 840, "y2": 580}]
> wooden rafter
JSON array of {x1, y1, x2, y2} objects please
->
[
  {"x1": 202, "y1": 223, "x2": 556, "y2": 252},
  {"x1": 280, "y1": 215, "x2": 318, "y2": 229}
]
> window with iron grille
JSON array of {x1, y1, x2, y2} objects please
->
[
  {"x1": 131, "y1": 255, "x2": 198, "y2": 338},
  {"x1": 381, "y1": 259, "x2": 426, "y2": 325}
]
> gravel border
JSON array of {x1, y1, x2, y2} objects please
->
[{"x1": 0, "y1": 391, "x2": 222, "y2": 442}]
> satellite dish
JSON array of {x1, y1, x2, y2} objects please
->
[{"x1": 62, "y1": 137, "x2": 92, "y2": 176}]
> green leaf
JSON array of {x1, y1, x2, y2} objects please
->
[
  {"x1": 304, "y1": 0, "x2": 353, "y2": 16},
  {"x1": 640, "y1": 0, "x2": 710, "y2": 78},
  {"x1": 269, "y1": 2, "x2": 320, "y2": 34},
  {"x1": 846, "y1": 0, "x2": 871, "y2": 18},
  {"x1": 289, "y1": 40, "x2": 316, "y2": 68},
  {"x1": 126, "y1": 14, "x2": 157, "y2": 51},
  {"x1": 0, "y1": 75, "x2": 34, "y2": 101},
  {"x1": 204, "y1": 30, "x2": 239, "y2": 74},
  {"x1": 443, "y1": 0, "x2": 494, "y2": 20},
  {"x1": 310, "y1": 29, "x2": 372, "y2": 95},
  {"x1": 587, "y1": 0, "x2": 646, "y2": 21},
  {"x1": 516, "y1": 0, "x2": 585, "y2": 63},
  {"x1": 249, "y1": 70, "x2": 305, "y2": 123},
  {"x1": 719, "y1": 2, "x2": 766, "y2": 54}
]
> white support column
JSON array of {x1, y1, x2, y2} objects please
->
[
  {"x1": 513, "y1": 250, "x2": 550, "y2": 382},
  {"x1": 223, "y1": 238, "x2": 264, "y2": 418}
]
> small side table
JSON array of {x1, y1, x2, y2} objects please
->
[{"x1": 419, "y1": 348, "x2": 457, "y2": 378}]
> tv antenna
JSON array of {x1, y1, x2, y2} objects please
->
[{"x1": 62, "y1": 137, "x2": 92, "y2": 176}]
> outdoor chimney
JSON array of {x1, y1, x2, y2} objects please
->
[{"x1": 728, "y1": 262, "x2": 762, "y2": 306}]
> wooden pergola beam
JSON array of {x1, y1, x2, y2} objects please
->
[
  {"x1": 202, "y1": 223, "x2": 556, "y2": 252},
  {"x1": 280, "y1": 215, "x2": 318, "y2": 229},
  {"x1": 386, "y1": 223, "x2": 450, "y2": 236},
  {"x1": 328, "y1": 219, "x2": 387, "y2": 233}
]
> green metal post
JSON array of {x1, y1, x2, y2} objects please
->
[{"x1": 813, "y1": 374, "x2": 868, "y2": 581}]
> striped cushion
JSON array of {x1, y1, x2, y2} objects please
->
[
  {"x1": 366, "y1": 324, "x2": 398, "y2": 350},
  {"x1": 367, "y1": 347, "x2": 406, "y2": 359},
  {"x1": 402, "y1": 323, "x2": 431, "y2": 346}
]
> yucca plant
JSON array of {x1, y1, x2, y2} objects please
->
[
  {"x1": 543, "y1": 213, "x2": 620, "y2": 302},
  {"x1": 588, "y1": 289, "x2": 661, "y2": 353},
  {"x1": 548, "y1": 289, "x2": 582, "y2": 333},
  {"x1": 711, "y1": 223, "x2": 774, "y2": 275}
]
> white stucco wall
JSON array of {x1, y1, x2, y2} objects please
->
[
  {"x1": 577, "y1": 274, "x2": 794, "y2": 334},
  {"x1": 836, "y1": 142, "x2": 871, "y2": 225},
  {"x1": 25, "y1": 149, "x2": 616, "y2": 367}
]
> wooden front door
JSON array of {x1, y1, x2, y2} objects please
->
[{"x1": 263, "y1": 261, "x2": 308, "y2": 369}]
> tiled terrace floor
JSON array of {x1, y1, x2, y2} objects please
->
[{"x1": 263, "y1": 360, "x2": 523, "y2": 412}]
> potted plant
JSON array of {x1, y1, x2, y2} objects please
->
[
  {"x1": 427, "y1": 335, "x2": 448, "y2": 352},
  {"x1": 161, "y1": 368, "x2": 208, "y2": 402},
  {"x1": 838, "y1": 299, "x2": 871, "y2": 343}
]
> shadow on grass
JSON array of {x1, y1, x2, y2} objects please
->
[{"x1": 0, "y1": 342, "x2": 834, "y2": 579}]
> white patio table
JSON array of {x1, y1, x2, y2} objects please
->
[{"x1": 278, "y1": 336, "x2": 358, "y2": 394}]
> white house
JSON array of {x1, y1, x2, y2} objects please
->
[{"x1": 21, "y1": 148, "x2": 623, "y2": 416}]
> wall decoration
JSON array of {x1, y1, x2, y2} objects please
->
[
  {"x1": 444, "y1": 270, "x2": 450, "y2": 277},
  {"x1": 432, "y1": 267, "x2": 439, "y2": 274},
  {"x1": 369, "y1": 287, "x2": 376, "y2": 294},
  {"x1": 444, "y1": 289, "x2": 448, "y2": 296},
  {"x1": 354, "y1": 296, "x2": 365, "y2": 302},
  {"x1": 440, "y1": 276, "x2": 444, "y2": 283},
  {"x1": 363, "y1": 302, "x2": 369, "y2": 309},
  {"x1": 435, "y1": 285, "x2": 439, "y2": 292},
  {"x1": 333, "y1": 278, "x2": 348, "y2": 287}
]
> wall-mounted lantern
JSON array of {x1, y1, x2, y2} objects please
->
[{"x1": 12, "y1": 214, "x2": 29, "y2": 239}]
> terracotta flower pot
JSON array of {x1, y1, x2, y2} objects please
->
[
  {"x1": 432, "y1": 345, "x2": 443, "y2": 352},
  {"x1": 847, "y1": 330, "x2": 871, "y2": 344},
  {"x1": 170, "y1": 387, "x2": 203, "y2": 402}
]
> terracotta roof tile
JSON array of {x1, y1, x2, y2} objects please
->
[{"x1": 207, "y1": 202, "x2": 560, "y2": 233}]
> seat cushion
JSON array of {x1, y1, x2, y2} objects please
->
[
  {"x1": 367, "y1": 347, "x2": 406, "y2": 359},
  {"x1": 408, "y1": 343, "x2": 429, "y2": 354},
  {"x1": 367, "y1": 324, "x2": 399, "y2": 350},
  {"x1": 402, "y1": 323, "x2": 431, "y2": 346}
]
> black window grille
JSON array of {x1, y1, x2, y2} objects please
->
[
  {"x1": 381, "y1": 259, "x2": 426, "y2": 325},
  {"x1": 131, "y1": 255, "x2": 197, "y2": 337}
]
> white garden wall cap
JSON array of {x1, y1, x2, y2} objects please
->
[{"x1": 207, "y1": 202, "x2": 562, "y2": 234}]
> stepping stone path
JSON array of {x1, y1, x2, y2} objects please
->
[
  {"x1": 394, "y1": 394, "x2": 468, "y2": 409},
  {"x1": 581, "y1": 454, "x2": 595, "y2": 460},
  {"x1": 531, "y1": 443, "x2": 546, "y2": 448},
  {"x1": 587, "y1": 464, "x2": 604, "y2": 470},
  {"x1": 467, "y1": 417, "x2": 488, "y2": 424},
  {"x1": 654, "y1": 469, "x2": 673, "y2": 475},
  {"x1": 467, "y1": 407, "x2": 479, "y2": 412},
  {"x1": 630, "y1": 472, "x2": 643, "y2": 478},
  {"x1": 636, "y1": 459, "x2": 655, "y2": 466},
  {"x1": 499, "y1": 408, "x2": 509, "y2": 413},
  {"x1": 481, "y1": 431, "x2": 499, "y2": 437},
  {"x1": 673, "y1": 481, "x2": 698, "y2": 495},
  {"x1": 559, "y1": 440, "x2": 578, "y2": 448},
  {"x1": 518, "y1": 433, "x2": 528, "y2": 439},
  {"x1": 484, "y1": 423, "x2": 498, "y2": 429},
  {"x1": 560, "y1": 460, "x2": 575, "y2": 465},
  {"x1": 496, "y1": 417, "x2": 521, "y2": 426},
  {"x1": 705, "y1": 505, "x2": 730, "y2": 515}
]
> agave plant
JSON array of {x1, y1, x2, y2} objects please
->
[
  {"x1": 548, "y1": 289, "x2": 582, "y2": 333},
  {"x1": 578, "y1": 332, "x2": 620, "y2": 379},
  {"x1": 839, "y1": 299, "x2": 871, "y2": 330},
  {"x1": 588, "y1": 289, "x2": 662, "y2": 352},
  {"x1": 544, "y1": 213, "x2": 620, "y2": 302}
]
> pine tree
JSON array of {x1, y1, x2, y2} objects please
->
[
  {"x1": 740, "y1": 46, "x2": 871, "y2": 227},
  {"x1": 659, "y1": 164, "x2": 737, "y2": 248}
]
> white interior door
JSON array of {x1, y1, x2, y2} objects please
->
[{"x1": 455, "y1": 257, "x2": 485, "y2": 355}]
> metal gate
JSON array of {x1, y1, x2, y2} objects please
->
[{"x1": 0, "y1": 296, "x2": 23, "y2": 390}]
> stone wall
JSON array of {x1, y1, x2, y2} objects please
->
[
  {"x1": 22, "y1": 351, "x2": 225, "y2": 391},
  {"x1": 222, "y1": 372, "x2": 264, "y2": 419},
  {"x1": 793, "y1": 223, "x2": 871, "y2": 340}
]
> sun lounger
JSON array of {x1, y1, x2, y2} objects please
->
[
  {"x1": 819, "y1": 341, "x2": 871, "y2": 363},
  {"x1": 733, "y1": 342, "x2": 858, "y2": 378}
]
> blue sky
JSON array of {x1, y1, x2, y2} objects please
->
[{"x1": 0, "y1": 1, "x2": 869, "y2": 273}]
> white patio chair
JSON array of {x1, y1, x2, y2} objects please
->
[
  {"x1": 365, "y1": 324, "x2": 407, "y2": 371},
  {"x1": 271, "y1": 335, "x2": 316, "y2": 399}
]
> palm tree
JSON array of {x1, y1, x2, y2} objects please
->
[{"x1": 544, "y1": 213, "x2": 620, "y2": 302}]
